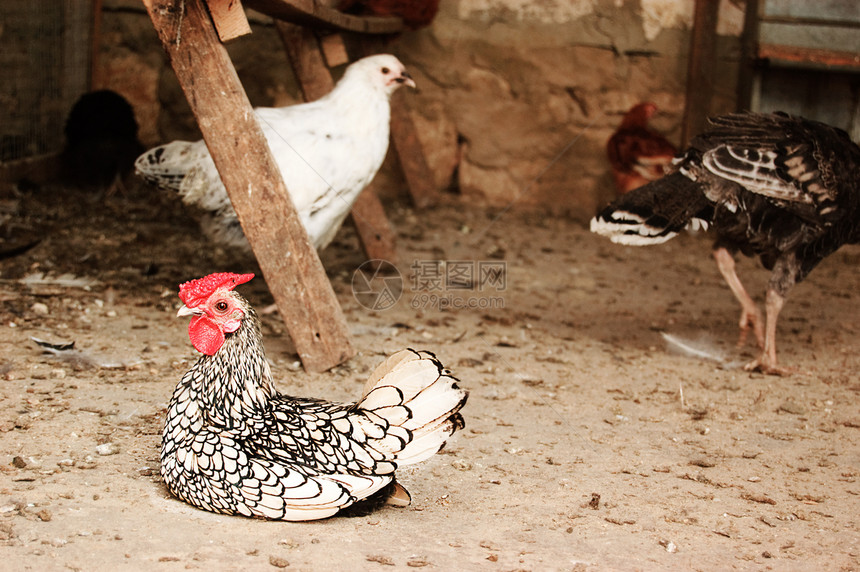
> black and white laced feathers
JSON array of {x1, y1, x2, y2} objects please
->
[{"x1": 161, "y1": 272, "x2": 467, "y2": 520}]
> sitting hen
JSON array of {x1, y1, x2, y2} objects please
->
[
  {"x1": 162, "y1": 272, "x2": 467, "y2": 520},
  {"x1": 135, "y1": 55, "x2": 415, "y2": 251},
  {"x1": 607, "y1": 102, "x2": 677, "y2": 195},
  {"x1": 591, "y1": 111, "x2": 860, "y2": 374}
]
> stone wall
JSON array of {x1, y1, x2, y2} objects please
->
[{"x1": 99, "y1": 0, "x2": 744, "y2": 220}]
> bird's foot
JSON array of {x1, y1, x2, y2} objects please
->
[
  {"x1": 385, "y1": 481, "x2": 411, "y2": 507},
  {"x1": 104, "y1": 173, "x2": 130, "y2": 198},
  {"x1": 743, "y1": 355, "x2": 794, "y2": 376},
  {"x1": 737, "y1": 308, "x2": 765, "y2": 350}
]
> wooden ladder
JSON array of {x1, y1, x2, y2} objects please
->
[{"x1": 142, "y1": 0, "x2": 435, "y2": 371}]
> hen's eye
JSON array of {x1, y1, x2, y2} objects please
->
[
  {"x1": 215, "y1": 301, "x2": 229, "y2": 312},
  {"x1": 381, "y1": 66, "x2": 390, "y2": 74}
]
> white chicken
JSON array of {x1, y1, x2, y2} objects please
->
[{"x1": 135, "y1": 54, "x2": 415, "y2": 250}]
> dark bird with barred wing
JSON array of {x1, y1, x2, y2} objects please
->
[
  {"x1": 135, "y1": 55, "x2": 415, "y2": 251},
  {"x1": 162, "y1": 273, "x2": 467, "y2": 520},
  {"x1": 591, "y1": 111, "x2": 860, "y2": 374}
]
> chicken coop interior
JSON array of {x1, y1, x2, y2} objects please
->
[{"x1": 1, "y1": 0, "x2": 859, "y2": 569}]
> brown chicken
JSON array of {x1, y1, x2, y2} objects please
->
[
  {"x1": 338, "y1": 0, "x2": 440, "y2": 29},
  {"x1": 607, "y1": 102, "x2": 678, "y2": 195}
]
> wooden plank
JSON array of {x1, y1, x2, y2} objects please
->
[
  {"x1": 0, "y1": 153, "x2": 61, "y2": 186},
  {"x1": 759, "y1": 15, "x2": 860, "y2": 29},
  {"x1": 143, "y1": 0, "x2": 354, "y2": 372},
  {"x1": 206, "y1": 0, "x2": 253, "y2": 42},
  {"x1": 275, "y1": 21, "x2": 336, "y2": 99},
  {"x1": 350, "y1": 183, "x2": 397, "y2": 265},
  {"x1": 681, "y1": 0, "x2": 720, "y2": 147},
  {"x1": 758, "y1": 43, "x2": 860, "y2": 70},
  {"x1": 389, "y1": 91, "x2": 438, "y2": 208},
  {"x1": 91, "y1": 0, "x2": 104, "y2": 88},
  {"x1": 245, "y1": 0, "x2": 403, "y2": 34},
  {"x1": 735, "y1": 0, "x2": 759, "y2": 111},
  {"x1": 319, "y1": 33, "x2": 350, "y2": 67},
  {"x1": 275, "y1": 21, "x2": 397, "y2": 264}
]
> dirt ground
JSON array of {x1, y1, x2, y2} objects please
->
[{"x1": 1, "y1": 181, "x2": 858, "y2": 571}]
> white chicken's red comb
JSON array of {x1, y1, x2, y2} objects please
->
[{"x1": 178, "y1": 272, "x2": 254, "y2": 308}]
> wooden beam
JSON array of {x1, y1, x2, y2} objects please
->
[
  {"x1": 349, "y1": 183, "x2": 397, "y2": 266},
  {"x1": 275, "y1": 21, "x2": 398, "y2": 264},
  {"x1": 758, "y1": 43, "x2": 860, "y2": 70},
  {"x1": 318, "y1": 33, "x2": 350, "y2": 67},
  {"x1": 681, "y1": 0, "x2": 720, "y2": 147},
  {"x1": 244, "y1": 0, "x2": 403, "y2": 34},
  {"x1": 735, "y1": 0, "x2": 760, "y2": 111},
  {"x1": 91, "y1": 0, "x2": 104, "y2": 89},
  {"x1": 389, "y1": 90, "x2": 438, "y2": 208},
  {"x1": 0, "y1": 153, "x2": 61, "y2": 186},
  {"x1": 206, "y1": 0, "x2": 253, "y2": 42},
  {"x1": 275, "y1": 22, "x2": 337, "y2": 100},
  {"x1": 143, "y1": 0, "x2": 353, "y2": 372}
]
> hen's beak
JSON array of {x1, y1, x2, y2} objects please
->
[
  {"x1": 176, "y1": 304, "x2": 197, "y2": 318},
  {"x1": 397, "y1": 71, "x2": 416, "y2": 89}
]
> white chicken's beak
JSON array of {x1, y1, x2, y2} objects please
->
[
  {"x1": 397, "y1": 71, "x2": 416, "y2": 89},
  {"x1": 176, "y1": 304, "x2": 197, "y2": 318}
]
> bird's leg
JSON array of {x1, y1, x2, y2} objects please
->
[
  {"x1": 104, "y1": 172, "x2": 128, "y2": 198},
  {"x1": 744, "y1": 288, "x2": 792, "y2": 375},
  {"x1": 712, "y1": 247, "x2": 764, "y2": 349}
]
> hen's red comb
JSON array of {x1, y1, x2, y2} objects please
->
[{"x1": 178, "y1": 272, "x2": 255, "y2": 308}]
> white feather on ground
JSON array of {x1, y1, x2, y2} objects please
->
[
  {"x1": 31, "y1": 337, "x2": 142, "y2": 370},
  {"x1": 660, "y1": 332, "x2": 727, "y2": 364},
  {"x1": 661, "y1": 332, "x2": 746, "y2": 369},
  {"x1": 134, "y1": 54, "x2": 415, "y2": 251},
  {"x1": 19, "y1": 272, "x2": 99, "y2": 289}
]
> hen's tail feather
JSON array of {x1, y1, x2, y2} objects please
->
[
  {"x1": 394, "y1": 417, "x2": 462, "y2": 465},
  {"x1": 356, "y1": 349, "x2": 467, "y2": 468},
  {"x1": 590, "y1": 171, "x2": 712, "y2": 245},
  {"x1": 360, "y1": 349, "x2": 421, "y2": 398},
  {"x1": 135, "y1": 141, "x2": 232, "y2": 217},
  {"x1": 134, "y1": 140, "x2": 201, "y2": 191}
]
